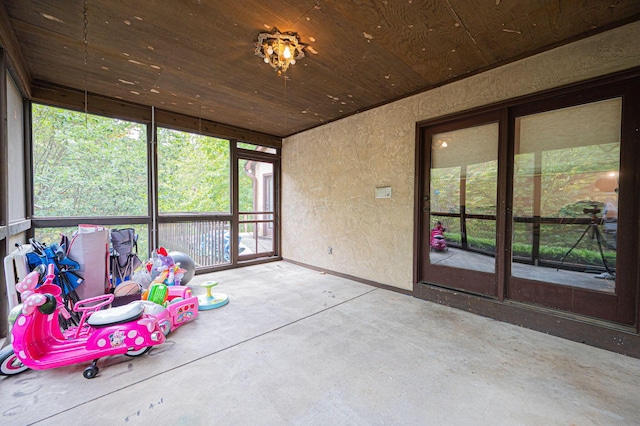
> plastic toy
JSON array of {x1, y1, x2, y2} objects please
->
[
  {"x1": 1, "y1": 282, "x2": 197, "y2": 377},
  {"x1": 0, "y1": 345, "x2": 27, "y2": 376},
  {"x1": 168, "y1": 251, "x2": 195, "y2": 284},
  {"x1": 7, "y1": 264, "x2": 165, "y2": 379},
  {"x1": 430, "y1": 222, "x2": 448, "y2": 252},
  {"x1": 0, "y1": 268, "x2": 71, "y2": 377},
  {"x1": 143, "y1": 282, "x2": 169, "y2": 305},
  {"x1": 148, "y1": 247, "x2": 186, "y2": 286},
  {"x1": 139, "y1": 285, "x2": 198, "y2": 335},
  {"x1": 198, "y1": 281, "x2": 229, "y2": 310}
]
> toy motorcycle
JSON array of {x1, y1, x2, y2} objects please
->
[
  {"x1": 0, "y1": 265, "x2": 72, "y2": 376},
  {"x1": 1, "y1": 271, "x2": 198, "y2": 378},
  {"x1": 5, "y1": 264, "x2": 165, "y2": 379}
]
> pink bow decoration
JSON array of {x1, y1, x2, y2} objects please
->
[
  {"x1": 20, "y1": 290, "x2": 35, "y2": 301},
  {"x1": 22, "y1": 293, "x2": 47, "y2": 315},
  {"x1": 15, "y1": 271, "x2": 39, "y2": 294}
]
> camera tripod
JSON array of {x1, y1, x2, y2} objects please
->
[{"x1": 558, "y1": 213, "x2": 615, "y2": 275}]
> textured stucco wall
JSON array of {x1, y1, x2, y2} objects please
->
[{"x1": 282, "y1": 21, "x2": 640, "y2": 291}]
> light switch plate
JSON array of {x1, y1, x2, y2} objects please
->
[{"x1": 375, "y1": 186, "x2": 392, "y2": 199}]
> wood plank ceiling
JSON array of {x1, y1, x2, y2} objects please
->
[{"x1": 3, "y1": 0, "x2": 640, "y2": 138}]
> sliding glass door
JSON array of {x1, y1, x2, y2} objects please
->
[
  {"x1": 419, "y1": 112, "x2": 501, "y2": 296},
  {"x1": 508, "y1": 96, "x2": 635, "y2": 324},
  {"x1": 416, "y1": 75, "x2": 639, "y2": 325}
]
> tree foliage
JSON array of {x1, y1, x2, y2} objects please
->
[
  {"x1": 429, "y1": 140, "x2": 619, "y2": 267},
  {"x1": 32, "y1": 105, "x2": 251, "y2": 217},
  {"x1": 157, "y1": 128, "x2": 231, "y2": 213},
  {"x1": 32, "y1": 105, "x2": 148, "y2": 217}
]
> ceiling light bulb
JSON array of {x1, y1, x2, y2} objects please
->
[{"x1": 255, "y1": 30, "x2": 305, "y2": 75}]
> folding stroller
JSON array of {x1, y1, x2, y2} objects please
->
[{"x1": 110, "y1": 228, "x2": 143, "y2": 287}]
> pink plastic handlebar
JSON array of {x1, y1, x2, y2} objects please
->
[
  {"x1": 73, "y1": 293, "x2": 115, "y2": 313},
  {"x1": 44, "y1": 263, "x2": 56, "y2": 286}
]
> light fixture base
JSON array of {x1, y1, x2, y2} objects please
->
[{"x1": 255, "y1": 28, "x2": 305, "y2": 76}]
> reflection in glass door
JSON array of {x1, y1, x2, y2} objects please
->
[
  {"x1": 508, "y1": 98, "x2": 631, "y2": 323},
  {"x1": 511, "y1": 99, "x2": 620, "y2": 291},
  {"x1": 417, "y1": 76, "x2": 639, "y2": 328},
  {"x1": 238, "y1": 157, "x2": 275, "y2": 259},
  {"x1": 430, "y1": 124, "x2": 498, "y2": 271},
  {"x1": 422, "y1": 118, "x2": 499, "y2": 296}
]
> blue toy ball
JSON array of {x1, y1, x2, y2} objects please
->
[{"x1": 168, "y1": 251, "x2": 195, "y2": 285}]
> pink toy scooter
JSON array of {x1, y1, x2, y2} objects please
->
[
  {"x1": 0, "y1": 270, "x2": 64, "y2": 376},
  {"x1": 8, "y1": 264, "x2": 165, "y2": 379},
  {"x1": 1, "y1": 278, "x2": 198, "y2": 377}
]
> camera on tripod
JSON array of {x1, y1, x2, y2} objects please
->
[
  {"x1": 559, "y1": 201, "x2": 614, "y2": 276},
  {"x1": 583, "y1": 204, "x2": 601, "y2": 216}
]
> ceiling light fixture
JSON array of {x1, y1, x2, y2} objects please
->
[{"x1": 255, "y1": 29, "x2": 305, "y2": 76}]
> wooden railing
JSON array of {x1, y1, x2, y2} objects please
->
[
  {"x1": 431, "y1": 212, "x2": 616, "y2": 272},
  {"x1": 158, "y1": 217, "x2": 231, "y2": 267}
]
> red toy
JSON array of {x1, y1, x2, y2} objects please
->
[{"x1": 430, "y1": 222, "x2": 448, "y2": 252}]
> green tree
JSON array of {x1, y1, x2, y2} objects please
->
[
  {"x1": 157, "y1": 128, "x2": 231, "y2": 213},
  {"x1": 32, "y1": 105, "x2": 148, "y2": 217}
]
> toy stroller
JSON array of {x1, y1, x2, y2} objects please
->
[{"x1": 430, "y1": 222, "x2": 448, "y2": 252}]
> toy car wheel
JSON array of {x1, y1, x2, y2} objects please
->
[
  {"x1": 125, "y1": 346, "x2": 151, "y2": 357},
  {"x1": 0, "y1": 346, "x2": 29, "y2": 376},
  {"x1": 83, "y1": 365, "x2": 99, "y2": 379}
]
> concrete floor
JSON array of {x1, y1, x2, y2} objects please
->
[
  {"x1": 431, "y1": 247, "x2": 616, "y2": 292},
  {"x1": 2, "y1": 261, "x2": 640, "y2": 425}
]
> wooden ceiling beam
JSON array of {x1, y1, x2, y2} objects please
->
[
  {"x1": 153, "y1": 109, "x2": 282, "y2": 148},
  {"x1": 31, "y1": 81, "x2": 281, "y2": 147}
]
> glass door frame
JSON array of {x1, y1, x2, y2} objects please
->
[
  {"x1": 416, "y1": 110, "x2": 507, "y2": 298},
  {"x1": 415, "y1": 70, "x2": 640, "y2": 326},
  {"x1": 232, "y1": 144, "x2": 281, "y2": 263},
  {"x1": 506, "y1": 82, "x2": 639, "y2": 324}
]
